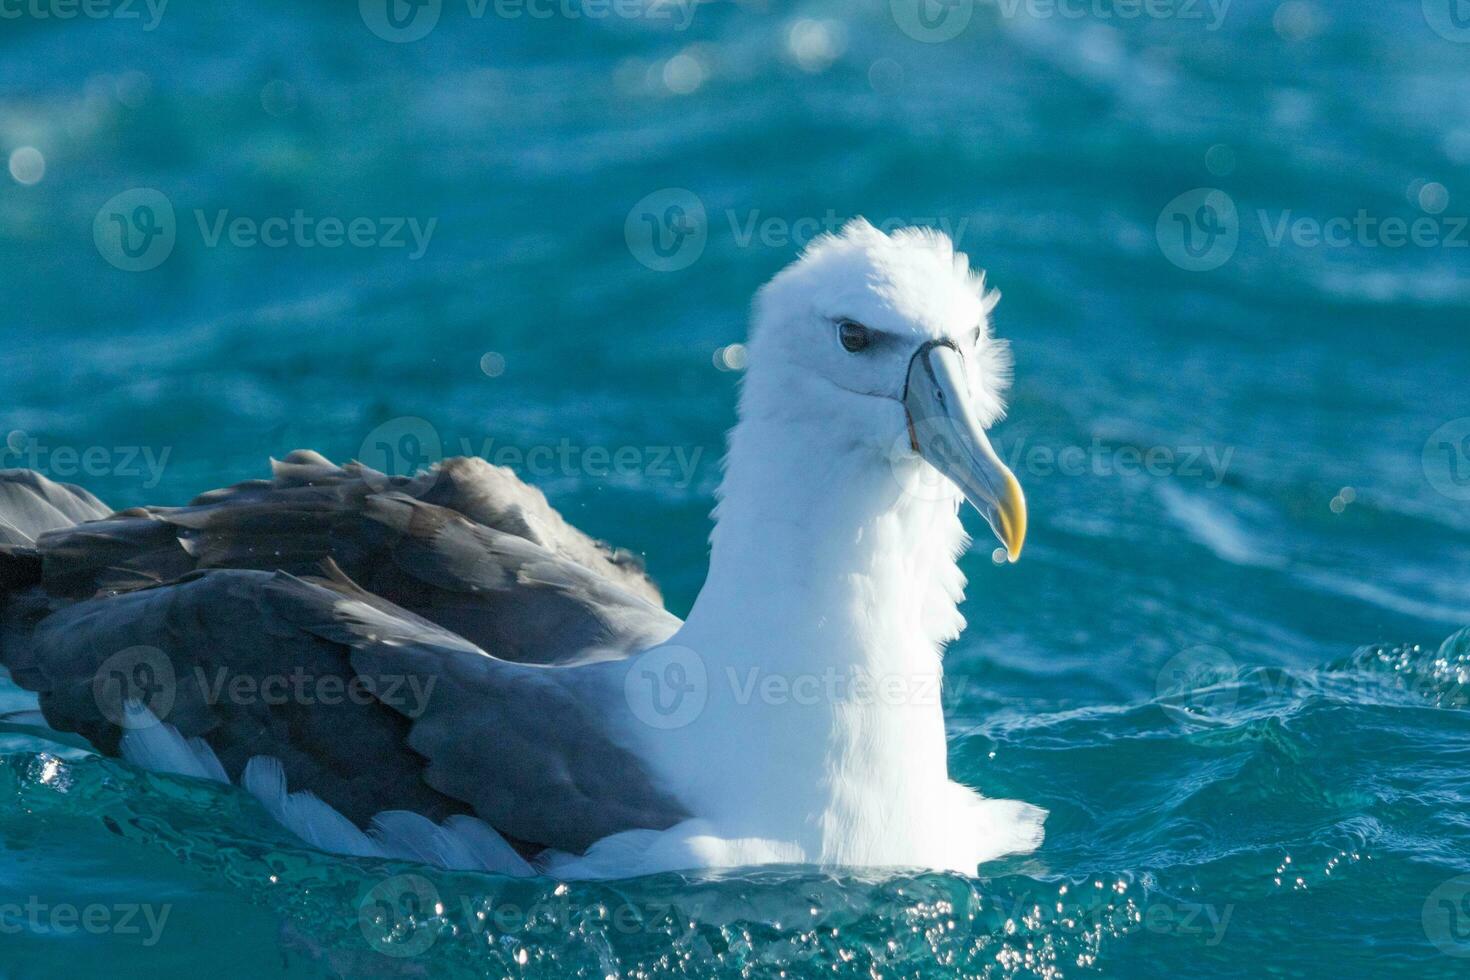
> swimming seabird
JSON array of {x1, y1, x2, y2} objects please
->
[{"x1": 0, "y1": 220, "x2": 1043, "y2": 877}]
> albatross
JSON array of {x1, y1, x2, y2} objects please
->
[{"x1": 0, "y1": 220, "x2": 1043, "y2": 878}]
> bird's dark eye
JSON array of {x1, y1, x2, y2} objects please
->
[{"x1": 838, "y1": 320, "x2": 871, "y2": 353}]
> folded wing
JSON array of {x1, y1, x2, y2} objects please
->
[{"x1": 0, "y1": 455, "x2": 688, "y2": 857}]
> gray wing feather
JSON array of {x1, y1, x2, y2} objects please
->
[
  {"x1": 12, "y1": 569, "x2": 468, "y2": 826},
  {"x1": 22, "y1": 452, "x2": 674, "y2": 666},
  {"x1": 183, "y1": 451, "x2": 663, "y2": 605},
  {"x1": 0, "y1": 457, "x2": 688, "y2": 854},
  {"x1": 262, "y1": 569, "x2": 688, "y2": 851}
]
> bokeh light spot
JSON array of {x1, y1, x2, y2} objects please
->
[
  {"x1": 8, "y1": 146, "x2": 44, "y2": 185},
  {"x1": 713, "y1": 344, "x2": 747, "y2": 372},
  {"x1": 1419, "y1": 181, "x2": 1449, "y2": 215},
  {"x1": 480, "y1": 352, "x2": 506, "y2": 378}
]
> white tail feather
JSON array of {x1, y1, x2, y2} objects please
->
[
  {"x1": 119, "y1": 702, "x2": 228, "y2": 783},
  {"x1": 117, "y1": 708, "x2": 536, "y2": 875}
]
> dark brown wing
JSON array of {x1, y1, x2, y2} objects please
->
[
  {"x1": 0, "y1": 461, "x2": 688, "y2": 853},
  {"x1": 24, "y1": 451, "x2": 675, "y2": 665}
]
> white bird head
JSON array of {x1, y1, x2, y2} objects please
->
[{"x1": 740, "y1": 218, "x2": 1026, "y2": 559}]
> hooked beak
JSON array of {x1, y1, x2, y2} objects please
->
[{"x1": 903, "y1": 341, "x2": 1027, "y2": 561}]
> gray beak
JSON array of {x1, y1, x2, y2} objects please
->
[{"x1": 903, "y1": 341, "x2": 1027, "y2": 561}]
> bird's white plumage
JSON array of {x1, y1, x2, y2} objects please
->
[
  {"x1": 105, "y1": 219, "x2": 1044, "y2": 878},
  {"x1": 552, "y1": 220, "x2": 1043, "y2": 877}
]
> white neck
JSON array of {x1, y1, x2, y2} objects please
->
[
  {"x1": 686, "y1": 411, "x2": 969, "y2": 669},
  {"x1": 649, "y1": 393, "x2": 974, "y2": 863}
]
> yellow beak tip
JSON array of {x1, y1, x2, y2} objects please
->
[{"x1": 1001, "y1": 475, "x2": 1027, "y2": 563}]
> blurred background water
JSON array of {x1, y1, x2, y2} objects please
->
[{"x1": 3, "y1": 0, "x2": 1470, "y2": 977}]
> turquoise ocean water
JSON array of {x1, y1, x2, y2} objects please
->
[{"x1": 3, "y1": 1, "x2": 1470, "y2": 976}]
